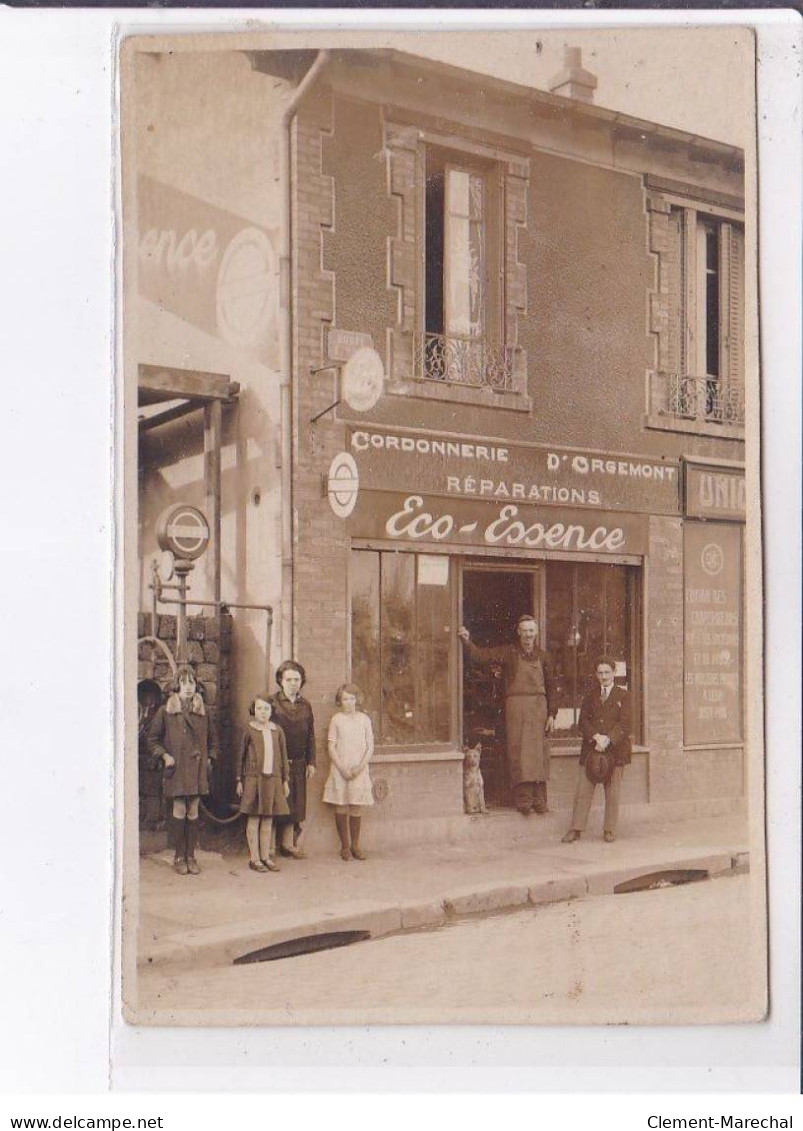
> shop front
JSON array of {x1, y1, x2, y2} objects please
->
[{"x1": 332, "y1": 424, "x2": 680, "y2": 820}]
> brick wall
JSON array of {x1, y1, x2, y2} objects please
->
[
  {"x1": 291, "y1": 87, "x2": 349, "y2": 736},
  {"x1": 645, "y1": 515, "x2": 684, "y2": 801}
]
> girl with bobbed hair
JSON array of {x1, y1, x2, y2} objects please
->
[
  {"x1": 147, "y1": 665, "x2": 215, "y2": 875},
  {"x1": 323, "y1": 683, "x2": 374, "y2": 861},
  {"x1": 234, "y1": 693, "x2": 290, "y2": 873}
]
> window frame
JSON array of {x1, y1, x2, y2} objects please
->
[
  {"x1": 646, "y1": 184, "x2": 745, "y2": 439},
  {"x1": 348, "y1": 546, "x2": 459, "y2": 755}
]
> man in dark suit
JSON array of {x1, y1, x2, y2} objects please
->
[{"x1": 561, "y1": 655, "x2": 632, "y2": 843}]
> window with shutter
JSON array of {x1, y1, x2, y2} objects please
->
[{"x1": 648, "y1": 190, "x2": 745, "y2": 437}]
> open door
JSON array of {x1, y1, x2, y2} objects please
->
[{"x1": 461, "y1": 565, "x2": 543, "y2": 809}]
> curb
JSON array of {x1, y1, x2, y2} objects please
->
[{"x1": 140, "y1": 847, "x2": 748, "y2": 973}]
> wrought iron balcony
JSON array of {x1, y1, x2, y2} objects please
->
[
  {"x1": 651, "y1": 372, "x2": 745, "y2": 428},
  {"x1": 416, "y1": 332, "x2": 515, "y2": 392}
]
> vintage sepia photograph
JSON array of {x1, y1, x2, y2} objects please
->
[{"x1": 121, "y1": 26, "x2": 765, "y2": 1027}]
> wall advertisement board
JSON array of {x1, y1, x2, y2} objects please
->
[{"x1": 683, "y1": 521, "x2": 743, "y2": 746}]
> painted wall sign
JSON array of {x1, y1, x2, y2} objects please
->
[
  {"x1": 347, "y1": 491, "x2": 648, "y2": 556},
  {"x1": 327, "y1": 328, "x2": 374, "y2": 362},
  {"x1": 346, "y1": 427, "x2": 679, "y2": 515},
  {"x1": 685, "y1": 464, "x2": 746, "y2": 521},
  {"x1": 683, "y1": 521, "x2": 742, "y2": 746},
  {"x1": 137, "y1": 174, "x2": 278, "y2": 366}
]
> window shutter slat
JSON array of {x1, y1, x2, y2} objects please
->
[
  {"x1": 666, "y1": 208, "x2": 683, "y2": 375},
  {"x1": 727, "y1": 225, "x2": 745, "y2": 392}
]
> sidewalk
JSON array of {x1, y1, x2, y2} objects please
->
[{"x1": 138, "y1": 810, "x2": 749, "y2": 972}]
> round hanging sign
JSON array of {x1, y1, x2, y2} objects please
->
[
  {"x1": 327, "y1": 452, "x2": 360, "y2": 519},
  {"x1": 156, "y1": 503, "x2": 210, "y2": 561},
  {"x1": 341, "y1": 346, "x2": 384, "y2": 412}
]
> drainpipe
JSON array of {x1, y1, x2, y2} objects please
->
[{"x1": 278, "y1": 49, "x2": 332, "y2": 660}]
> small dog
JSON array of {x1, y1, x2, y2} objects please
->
[{"x1": 463, "y1": 743, "x2": 487, "y2": 814}]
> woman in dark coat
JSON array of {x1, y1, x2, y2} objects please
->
[
  {"x1": 271, "y1": 660, "x2": 316, "y2": 858},
  {"x1": 147, "y1": 666, "x2": 215, "y2": 875}
]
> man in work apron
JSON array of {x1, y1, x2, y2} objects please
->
[{"x1": 460, "y1": 616, "x2": 556, "y2": 815}]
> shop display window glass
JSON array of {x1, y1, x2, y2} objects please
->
[
  {"x1": 545, "y1": 562, "x2": 641, "y2": 739},
  {"x1": 351, "y1": 549, "x2": 452, "y2": 747}
]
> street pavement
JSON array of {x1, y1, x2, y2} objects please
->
[
  {"x1": 130, "y1": 808, "x2": 756, "y2": 1024},
  {"x1": 136, "y1": 872, "x2": 765, "y2": 1026}
]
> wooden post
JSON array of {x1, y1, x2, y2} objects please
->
[{"x1": 204, "y1": 400, "x2": 222, "y2": 605}]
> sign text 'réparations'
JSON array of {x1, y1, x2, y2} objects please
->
[
  {"x1": 348, "y1": 491, "x2": 648, "y2": 556},
  {"x1": 347, "y1": 427, "x2": 680, "y2": 515}
]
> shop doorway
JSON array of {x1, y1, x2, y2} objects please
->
[{"x1": 461, "y1": 566, "x2": 542, "y2": 809}]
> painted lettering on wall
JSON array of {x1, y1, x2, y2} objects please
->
[
  {"x1": 685, "y1": 465, "x2": 746, "y2": 521},
  {"x1": 347, "y1": 490, "x2": 647, "y2": 556},
  {"x1": 347, "y1": 427, "x2": 680, "y2": 516},
  {"x1": 137, "y1": 174, "x2": 279, "y2": 367}
]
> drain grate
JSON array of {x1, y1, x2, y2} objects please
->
[
  {"x1": 233, "y1": 929, "x2": 372, "y2": 965},
  {"x1": 614, "y1": 868, "x2": 709, "y2": 894}
]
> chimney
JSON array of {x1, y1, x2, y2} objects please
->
[{"x1": 548, "y1": 46, "x2": 598, "y2": 104}]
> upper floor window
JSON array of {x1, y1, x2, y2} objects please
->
[
  {"x1": 648, "y1": 190, "x2": 745, "y2": 436},
  {"x1": 420, "y1": 148, "x2": 511, "y2": 391}
]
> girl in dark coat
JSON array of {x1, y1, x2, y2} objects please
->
[
  {"x1": 271, "y1": 660, "x2": 316, "y2": 858},
  {"x1": 235, "y1": 695, "x2": 291, "y2": 873},
  {"x1": 147, "y1": 666, "x2": 215, "y2": 875}
]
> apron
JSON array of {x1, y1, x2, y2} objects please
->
[{"x1": 504, "y1": 650, "x2": 549, "y2": 786}]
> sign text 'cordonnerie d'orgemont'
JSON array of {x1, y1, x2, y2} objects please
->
[{"x1": 348, "y1": 427, "x2": 680, "y2": 515}]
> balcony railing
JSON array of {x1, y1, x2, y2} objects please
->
[
  {"x1": 651, "y1": 372, "x2": 745, "y2": 428},
  {"x1": 416, "y1": 332, "x2": 515, "y2": 392}
]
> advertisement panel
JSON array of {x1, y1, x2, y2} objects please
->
[{"x1": 683, "y1": 521, "x2": 743, "y2": 746}]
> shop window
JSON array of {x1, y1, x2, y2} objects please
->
[
  {"x1": 545, "y1": 562, "x2": 641, "y2": 740},
  {"x1": 350, "y1": 549, "x2": 452, "y2": 748},
  {"x1": 650, "y1": 197, "x2": 745, "y2": 434},
  {"x1": 420, "y1": 148, "x2": 511, "y2": 392}
]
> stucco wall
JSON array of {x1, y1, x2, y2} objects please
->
[{"x1": 131, "y1": 50, "x2": 288, "y2": 727}]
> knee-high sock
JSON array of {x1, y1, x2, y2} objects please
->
[
  {"x1": 171, "y1": 816, "x2": 186, "y2": 861},
  {"x1": 348, "y1": 815, "x2": 361, "y2": 851},
  {"x1": 335, "y1": 812, "x2": 349, "y2": 851},
  {"x1": 186, "y1": 817, "x2": 199, "y2": 860}
]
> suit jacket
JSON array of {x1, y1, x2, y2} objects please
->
[{"x1": 578, "y1": 684, "x2": 632, "y2": 767}]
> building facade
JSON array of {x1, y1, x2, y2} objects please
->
[{"x1": 132, "y1": 46, "x2": 747, "y2": 846}]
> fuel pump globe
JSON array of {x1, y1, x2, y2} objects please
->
[{"x1": 155, "y1": 503, "x2": 210, "y2": 562}]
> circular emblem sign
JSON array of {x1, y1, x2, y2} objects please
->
[
  {"x1": 156, "y1": 504, "x2": 210, "y2": 561},
  {"x1": 341, "y1": 346, "x2": 384, "y2": 412},
  {"x1": 701, "y1": 542, "x2": 724, "y2": 577},
  {"x1": 216, "y1": 227, "x2": 276, "y2": 347},
  {"x1": 327, "y1": 452, "x2": 360, "y2": 519}
]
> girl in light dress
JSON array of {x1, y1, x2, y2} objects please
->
[{"x1": 323, "y1": 683, "x2": 374, "y2": 861}]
